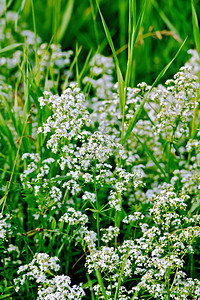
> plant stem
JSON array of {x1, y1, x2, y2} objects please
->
[
  {"x1": 31, "y1": 0, "x2": 40, "y2": 86},
  {"x1": 1, "y1": 111, "x2": 32, "y2": 213},
  {"x1": 93, "y1": 168, "x2": 100, "y2": 249}
]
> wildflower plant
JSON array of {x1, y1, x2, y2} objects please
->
[{"x1": 0, "y1": 1, "x2": 200, "y2": 299}]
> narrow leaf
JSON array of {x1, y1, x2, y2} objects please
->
[
  {"x1": 62, "y1": 45, "x2": 82, "y2": 90},
  {"x1": 79, "y1": 48, "x2": 93, "y2": 80},
  {"x1": 151, "y1": 36, "x2": 187, "y2": 90},
  {"x1": 191, "y1": 0, "x2": 200, "y2": 55},
  {"x1": 190, "y1": 198, "x2": 200, "y2": 213},
  {"x1": 96, "y1": 0, "x2": 119, "y2": 66},
  {"x1": 125, "y1": 0, "x2": 146, "y2": 87},
  {"x1": 57, "y1": 0, "x2": 75, "y2": 43},
  {"x1": 134, "y1": 134, "x2": 167, "y2": 177},
  {"x1": 117, "y1": 65, "x2": 125, "y2": 113},
  {"x1": 95, "y1": 269, "x2": 108, "y2": 300},
  {"x1": 0, "y1": 113, "x2": 16, "y2": 148},
  {"x1": 151, "y1": 0, "x2": 182, "y2": 42},
  {"x1": 0, "y1": 43, "x2": 23, "y2": 56},
  {"x1": 96, "y1": 0, "x2": 125, "y2": 115}
]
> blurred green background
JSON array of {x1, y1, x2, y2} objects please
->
[{"x1": 2, "y1": 0, "x2": 200, "y2": 85}]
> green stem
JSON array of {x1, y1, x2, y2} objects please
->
[
  {"x1": 114, "y1": 252, "x2": 129, "y2": 300},
  {"x1": 31, "y1": 0, "x2": 40, "y2": 86},
  {"x1": 1, "y1": 112, "x2": 30, "y2": 213},
  {"x1": 89, "y1": 0, "x2": 99, "y2": 47},
  {"x1": 187, "y1": 101, "x2": 199, "y2": 167},
  {"x1": 93, "y1": 168, "x2": 100, "y2": 249}
]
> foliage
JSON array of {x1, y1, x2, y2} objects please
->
[{"x1": 0, "y1": 0, "x2": 200, "y2": 299}]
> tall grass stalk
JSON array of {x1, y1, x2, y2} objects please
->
[
  {"x1": 1, "y1": 108, "x2": 33, "y2": 213},
  {"x1": 31, "y1": 0, "x2": 39, "y2": 86}
]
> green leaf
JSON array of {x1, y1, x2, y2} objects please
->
[
  {"x1": 0, "y1": 44, "x2": 23, "y2": 56},
  {"x1": 0, "y1": 294, "x2": 12, "y2": 299},
  {"x1": 190, "y1": 198, "x2": 200, "y2": 213},
  {"x1": 117, "y1": 65, "x2": 125, "y2": 113},
  {"x1": 151, "y1": 37, "x2": 187, "y2": 89},
  {"x1": 96, "y1": 0, "x2": 125, "y2": 115},
  {"x1": 95, "y1": 269, "x2": 108, "y2": 300},
  {"x1": 151, "y1": 0, "x2": 182, "y2": 42},
  {"x1": 125, "y1": 0, "x2": 146, "y2": 88},
  {"x1": 191, "y1": 0, "x2": 200, "y2": 56},
  {"x1": 0, "y1": 113, "x2": 16, "y2": 148},
  {"x1": 18, "y1": 0, "x2": 26, "y2": 15},
  {"x1": 5, "y1": 0, "x2": 14, "y2": 10},
  {"x1": 51, "y1": 217, "x2": 57, "y2": 230},
  {"x1": 79, "y1": 48, "x2": 93, "y2": 80},
  {"x1": 62, "y1": 45, "x2": 82, "y2": 90},
  {"x1": 96, "y1": 0, "x2": 119, "y2": 66},
  {"x1": 134, "y1": 133, "x2": 167, "y2": 177},
  {"x1": 57, "y1": 0, "x2": 75, "y2": 43}
]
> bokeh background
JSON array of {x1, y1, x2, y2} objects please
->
[{"x1": 1, "y1": 0, "x2": 200, "y2": 85}]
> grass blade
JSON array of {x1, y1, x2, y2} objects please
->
[
  {"x1": 96, "y1": 0, "x2": 125, "y2": 115},
  {"x1": 150, "y1": 36, "x2": 187, "y2": 89},
  {"x1": 123, "y1": 37, "x2": 187, "y2": 145},
  {"x1": 95, "y1": 0, "x2": 119, "y2": 66},
  {"x1": 15, "y1": 0, "x2": 26, "y2": 30},
  {"x1": 62, "y1": 45, "x2": 82, "y2": 90},
  {"x1": 134, "y1": 133, "x2": 167, "y2": 177},
  {"x1": 117, "y1": 65, "x2": 125, "y2": 114},
  {"x1": 79, "y1": 48, "x2": 93, "y2": 80},
  {"x1": 151, "y1": 0, "x2": 182, "y2": 42},
  {"x1": 125, "y1": 0, "x2": 146, "y2": 88},
  {"x1": 89, "y1": 0, "x2": 100, "y2": 46},
  {"x1": 95, "y1": 269, "x2": 108, "y2": 300},
  {"x1": 0, "y1": 43, "x2": 23, "y2": 56},
  {"x1": 31, "y1": 0, "x2": 39, "y2": 85},
  {"x1": 57, "y1": 0, "x2": 75, "y2": 43},
  {"x1": 0, "y1": 112, "x2": 16, "y2": 150},
  {"x1": 191, "y1": 0, "x2": 200, "y2": 56}
]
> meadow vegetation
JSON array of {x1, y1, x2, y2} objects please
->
[{"x1": 0, "y1": 0, "x2": 200, "y2": 299}]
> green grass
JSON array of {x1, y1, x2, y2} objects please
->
[
  {"x1": 0, "y1": 0, "x2": 200, "y2": 299},
  {"x1": 2, "y1": 0, "x2": 198, "y2": 84}
]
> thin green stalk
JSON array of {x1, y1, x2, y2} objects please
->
[
  {"x1": 1, "y1": 111, "x2": 32, "y2": 213},
  {"x1": 114, "y1": 252, "x2": 130, "y2": 300},
  {"x1": 53, "y1": 0, "x2": 61, "y2": 44},
  {"x1": 31, "y1": 0, "x2": 39, "y2": 85},
  {"x1": 62, "y1": 45, "x2": 82, "y2": 90},
  {"x1": 95, "y1": 268, "x2": 108, "y2": 300},
  {"x1": 89, "y1": 0, "x2": 99, "y2": 47},
  {"x1": 86, "y1": 273, "x2": 96, "y2": 300},
  {"x1": 114, "y1": 210, "x2": 118, "y2": 248},
  {"x1": 187, "y1": 99, "x2": 199, "y2": 167},
  {"x1": 167, "y1": 142, "x2": 171, "y2": 182},
  {"x1": 57, "y1": 0, "x2": 75, "y2": 43},
  {"x1": 170, "y1": 267, "x2": 179, "y2": 292},
  {"x1": 191, "y1": 0, "x2": 200, "y2": 56},
  {"x1": 76, "y1": 43, "x2": 80, "y2": 87},
  {"x1": 151, "y1": 0, "x2": 182, "y2": 42},
  {"x1": 121, "y1": 0, "x2": 146, "y2": 144},
  {"x1": 93, "y1": 168, "x2": 100, "y2": 249},
  {"x1": 166, "y1": 267, "x2": 171, "y2": 300}
]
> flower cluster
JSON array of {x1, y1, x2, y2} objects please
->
[
  {"x1": 0, "y1": 213, "x2": 12, "y2": 240},
  {"x1": 14, "y1": 253, "x2": 85, "y2": 299}
]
